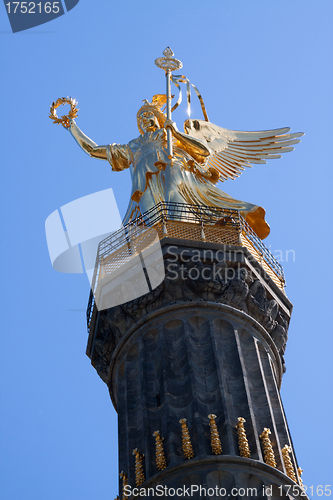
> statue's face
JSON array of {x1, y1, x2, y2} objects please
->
[{"x1": 139, "y1": 110, "x2": 159, "y2": 133}]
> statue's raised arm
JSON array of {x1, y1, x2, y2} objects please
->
[
  {"x1": 49, "y1": 97, "x2": 133, "y2": 172},
  {"x1": 68, "y1": 120, "x2": 133, "y2": 173}
]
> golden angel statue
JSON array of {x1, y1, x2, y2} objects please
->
[
  {"x1": 50, "y1": 50, "x2": 303, "y2": 240},
  {"x1": 66, "y1": 93, "x2": 302, "y2": 240}
]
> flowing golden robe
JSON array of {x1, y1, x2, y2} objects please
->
[{"x1": 107, "y1": 128, "x2": 269, "y2": 238}]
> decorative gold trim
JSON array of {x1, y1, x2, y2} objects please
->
[
  {"x1": 260, "y1": 428, "x2": 277, "y2": 468},
  {"x1": 49, "y1": 97, "x2": 78, "y2": 128},
  {"x1": 235, "y1": 417, "x2": 251, "y2": 458},
  {"x1": 208, "y1": 414, "x2": 222, "y2": 455},
  {"x1": 154, "y1": 47, "x2": 183, "y2": 72},
  {"x1": 297, "y1": 467, "x2": 304, "y2": 487},
  {"x1": 153, "y1": 430, "x2": 167, "y2": 471},
  {"x1": 179, "y1": 418, "x2": 194, "y2": 459},
  {"x1": 119, "y1": 471, "x2": 129, "y2": 499},
  {"x1": 282, "y1": 445, "x2": 297, "y2": 482},
  {"x1": 132, "y1": 448, "x2": 145, "y2": 486}
]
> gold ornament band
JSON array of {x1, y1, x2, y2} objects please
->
[
  {"x1": 281, "y1": 445, "x2": 297, "y2": 482},
  {"x1": 298, "y1": 467, "x2": 304, "y2": 488},
  {"x1": 260, "y1": 428, "x2": 277, "y2": 468},
  {"x1": 119, "y1": 471, "x2": 129, "y2": 499},
  {"x1": 153, "y1": 430, "x2": 167, "y2": 471},
  {"x1": 208, "y1": 414, "x2": 222, "y2": 455},
  {"x1": 235, "y1": 417, "x2": 251, "y2": 458},
  {"x1": 179, "y1": 418, "x2": 194, "y2": 459},
  {"x1": 132, "y1": 448, "x2": 145, "y2": 487},
  {"x1": 49, "y1": 97, "x2": 79, "y2": 129}
]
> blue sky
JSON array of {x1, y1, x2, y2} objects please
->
[{"x1": 1, "y1": 1, "x2": 332, "y2": 499}]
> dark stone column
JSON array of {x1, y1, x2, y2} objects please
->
[{"x1": 87, "y1": 240, "x2": 306, "y2": 500}]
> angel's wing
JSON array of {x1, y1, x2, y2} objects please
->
[{"x1": 184, "y1": 119, "x2": 304, "y2": 182}]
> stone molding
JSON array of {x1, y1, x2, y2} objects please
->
[
  {"x1": 107, "y1": 301, "x2": 283, "y2": 411},
  {"x1": 90, "y1": 254, "x2": 289, "y2": 387},
  {"x1": 125, "y1": 455, "x2": 308, "y2": 500}
]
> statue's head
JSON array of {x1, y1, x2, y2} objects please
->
[{"x1": 137, "y1": 95, "x2": 167, "y2": 134}]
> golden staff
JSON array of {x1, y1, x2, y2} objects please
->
[{"x1": 155, "y1": 47, "x2": 183, "y2": 159}]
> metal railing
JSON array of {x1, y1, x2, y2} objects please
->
[
  {"x1": 86, "y1": 202, "x2": 284, "y2": 332},
  {"x1": 97, "y1": 202, "x2": 241, "y2": 258}
]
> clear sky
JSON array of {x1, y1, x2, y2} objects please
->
[{"x1": 1, "y1": 1, "x2": 332, "y2": 499}]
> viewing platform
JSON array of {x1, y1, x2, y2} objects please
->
[{"x1": 86, "y1": 202, "x2": 285, "y2": 335}]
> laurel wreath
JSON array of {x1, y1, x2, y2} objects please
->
[{"x1": 49, "y1": 97, "x2": 79, "y2": 128}]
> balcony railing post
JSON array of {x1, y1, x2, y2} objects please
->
[
  {"x1": 161, "y1": 206, "x2": 168, "y2": 236},
  {"x1": 200, "y1": 221, "x2": 206, "y2": 241}
]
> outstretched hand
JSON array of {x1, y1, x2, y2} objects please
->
[{"x1": 49, "y1": 97, "x2": 79, "y2": 129}]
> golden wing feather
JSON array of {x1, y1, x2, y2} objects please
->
[{"x1": 184, "y1": 119, "x2": 304, "y2": 182}]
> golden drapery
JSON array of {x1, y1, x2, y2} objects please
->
[{"x1": 107, "y1": 128, "x2": 270, "y2": 239}]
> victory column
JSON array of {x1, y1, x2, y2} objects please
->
[{"x1": 50, "y1": 48, "x2": 307, "y2": 499}]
